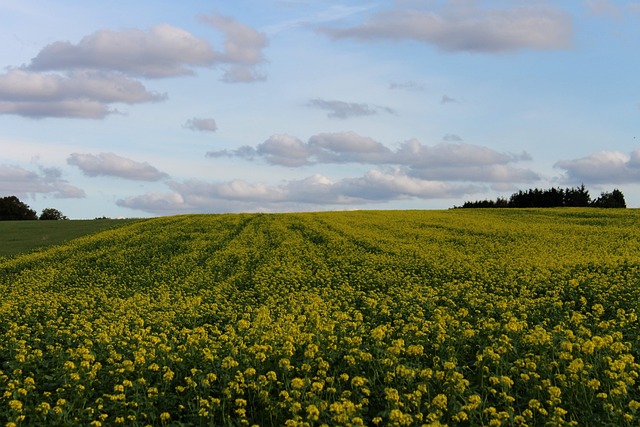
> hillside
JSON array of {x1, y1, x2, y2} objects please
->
[
  {"x1": 0, "y1": 218, "x2": 144, "y2": 258},
  {"x1": 1, "y1": 209, "x2": 639, "y2": 426}
]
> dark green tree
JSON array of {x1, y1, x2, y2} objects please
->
[
  {"x1": 0, "y1": 196, "x2": 37, "y2": 220},
  {"x1": 39, "y1": 208, "x2": 68, "y2": 220},
  {"x1": 457, "y1": 185, "x2": 626, "y2": 209},
  {"x1": 564, "y1": 184, "x2": 591, "y2": 207},
  {"x1": 592, "y1": 189, "x2": 626, "y2": 208}
]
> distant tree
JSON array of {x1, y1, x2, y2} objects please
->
[
  {"x1": 0, "y1": 196, "x2": 37, "y2": 220},
  {"x1": 564, "y1": 184, "x2": 591, "y2": 207},
  {"x1": 461, "y1": 199, "x2": 497, "y2": 208},
  {"x1": 39, "y1": 208, "x2": 68, "y2": 220},
  {"x1": 495, "y1": 197, "x2": 509, "y2": 207},
  {"x1": 456, "y1": 184, "x2": 626, "y2": 209},
  {"x1": 592, "y1": 189, "x2": 626, "y2": 208}
]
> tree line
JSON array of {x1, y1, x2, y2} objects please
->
[
  {"x1": 0, "y1": 195, "x2": 67, "y2": 220},
  {"x1": 456, "y1": 185, "x2": 626, "y2": 209}
]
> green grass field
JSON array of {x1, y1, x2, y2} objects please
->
[
  {"x1": 0, "y1": 218, "x2": 144, "y2": 258},
  {"x1": 1, "y1": 209, "x2": 639, "y2": 426}
]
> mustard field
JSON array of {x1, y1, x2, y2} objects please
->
[{"x1": 1, "y1": 209, "x2": 639, "y2": 426}]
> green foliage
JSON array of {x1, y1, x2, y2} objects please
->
[
  {"x1": 592, "y1": 189, "x2": 626, "y2": 208},
  {"x1": 0, "y1": 209, "x2": 639, "y2": 426},
  {"x1": 459, "y1": 184, "x2": 626, "y2": 209},
  {"x1": 39, "y1": 208, "x2": 68, "y2": 221},
  {"x1": 0, "y1": 195, "x2": 37, "y2": 220}
]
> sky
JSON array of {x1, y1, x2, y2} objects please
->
[{"x1": 1, "y1": 0, "x2": 639, "y2": 218}]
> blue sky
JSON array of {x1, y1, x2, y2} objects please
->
[{"x1": 1, "y1": 0, "x2": 639, "y2": 218}]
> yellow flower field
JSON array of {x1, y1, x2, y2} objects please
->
[{"x1": 1, "y1": 209, "x2": 639, "y2": 426}]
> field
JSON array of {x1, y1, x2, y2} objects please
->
[
  {"x1": 0, "y1": 219, "x2": 143, "y2": 258},
  {"x1": 1, "y1": 209, "x2": 639, "y2": 426}
]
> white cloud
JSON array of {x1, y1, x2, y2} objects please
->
[
  {"x1": 27, "y1": 17, "x2": 268, "y2": 79},
  {"x1": 207, "y1": 132, "x2": 538, "y2": 184},
  {"x1": 200, "y1": 14, "x2": 268, "y2": 65},
  {"x1": 0, "y1": 69, "x2": 165, "y2": 119},
  {"x1": 29, "y1": 24, "x2": 218, "y2": 78},
  {"x1": 318, "y1": 3, "x2": 572, "y2": 53},
  {"x1": 0, "y1": 15, "x2": 269, "y2": 119},
  {"x1": 336, "y1": 169, "x2": 479, "y2": 201},
  {"x1": 67, "y1": 152, "x2": 169, "y2": 181},
  {"x1": 555, "y1": 150, "x2": 640, "y2": 183},
  {"x1": 207, "y1": 134, "x2": 311, "y2": 167},
  {"x1": 0, "y1": 164, "x2": 85, "y2": 198},
  {"x1": 257, "y1": 134, "x2": 313, "y2": 166},
  {"x1": 395, "y1": 139, "x2": 513, "y2": 168},
  {"x1": 116, "y1": 191, "x2": 187, "y2": 215},
  {"x1": 116, "y1": 169, "x2": 482, "y2": 215},
  {"x1": 183, "y1": 117, "x2": 218, "y2": 132},
  {"x1": 308, "y1": 132, "x2": 392, "y2": 163},
  {"x1": 408, "y1": 164, "x2": 539, "y2": 183}
]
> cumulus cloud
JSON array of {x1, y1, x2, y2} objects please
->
[
  {"x1": 67, "y1": 152, "x2": 169, "y2": 181},
  {"x1": 0, "y1": 69, "x2": 165, "y2": 119},
  {"x1": 207, "y1": 131, "x2": 537, "y2": 183},
  {"x1": 116, "y1": 169, "x2": 481, "y2": 215},
  {"x1": 395, "y1": 139, "x2": 513, "y2": 168},
  {"x1": 555, "y1": 150, "x2": 640, "y2": 184},
  {"x1": 318, "y1": 3, "x2": 572, "y2": 53},
  {"x1": 28, "y1": 17, "x2": 268, "y2": 79},
  {"x1": 308, "y1": 132, "x2": 392, "y2": 163},
  {"x1": 0, "y1": 164, "x2": 85, "y2": 198},
  {"x1": 184, "y1": 117, "x2": 218, "y2": 132},
  {"x1": 0, "y1": 15, "x2": 269, "y2": 118},
  {"x1": 208, "y1": 134, "x2": 313, "y2": 166},
  {"x1": 307, "y1": 98, "x2": 395, "y2": 119},
  {"x1": 200, "y1": 14, "x2": 268, "y2": 65},
  {"x1": 207, "y1": 131, "x2": 392, "y2": 166},
  {"x1": 29, "y1": 24, "x2": 218, "y2": 78}
]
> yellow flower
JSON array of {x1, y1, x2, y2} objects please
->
[
  {"x1": 371, "y1": 325, "x2": 386, "y2": 340},
  {"x1": 9, "y1": 400, "x2": 22, "y2": 412},
  {"x1": 351, "y1": 376, "x2": 367, "y2": 387},
  {"x1": 306, "y1": 404, "x2": 320, "y2": 421},
  {"x1": 37, "y1": 402, "x2": 51, "y2": 414},
  {"x1": 385, "y1": 388, "x2": 400, "y2": 403},
  {"x1": 160, "y1": 412, "x2": 171, "y2": 421},
  {"x1": 163, "y1": 368, "x2": 175, "y2": 381},
  {"x1": 432, "y1": 394, "x2": 448, "y2": 409},
  {"x1": 291, "y1": 378, "x2": 305, "y2": 389}
]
